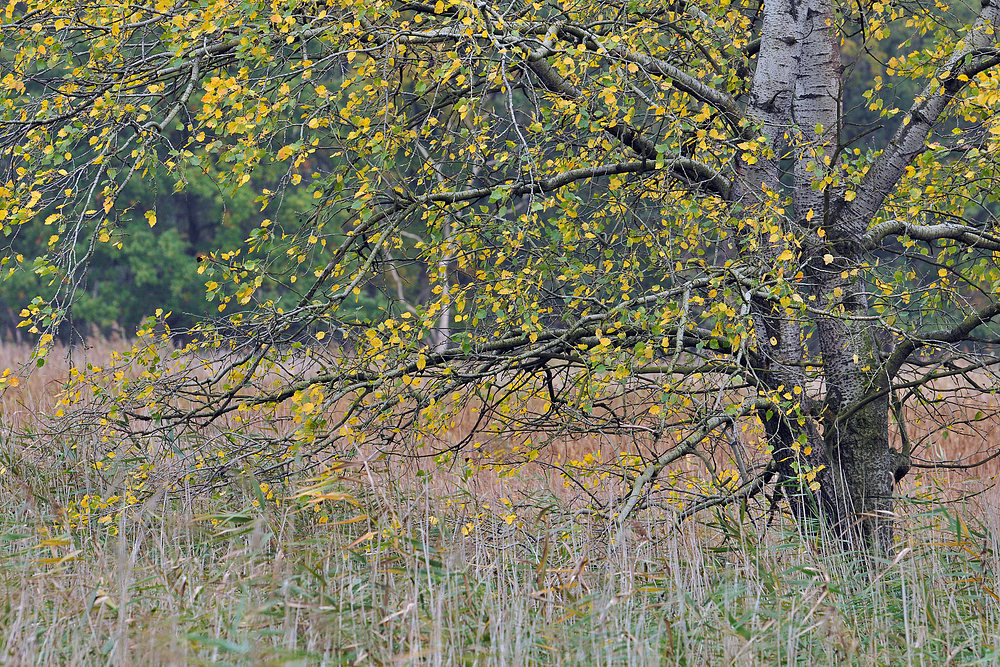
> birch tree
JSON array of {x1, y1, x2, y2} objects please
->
[{"x1": 3, "y1": 0, "x2": 1000, "y2": 548}]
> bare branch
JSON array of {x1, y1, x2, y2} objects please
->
[{"x1": 885, "y1": 300, "x2": 1000, "y2": 380}]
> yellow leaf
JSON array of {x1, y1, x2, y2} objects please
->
[
  {"x1": 823, "y1": 254, "x2": 834, "y2": 264},
  {"x1": 844, "y1": 190, "x2": 856, "y2": 201},
  {"x1": 343, "y1": 531, "x2": 375, "y2": 550}
]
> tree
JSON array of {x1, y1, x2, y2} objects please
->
[{"x1": 3, "y1": 0, "x2": 1000, "y2": 550}]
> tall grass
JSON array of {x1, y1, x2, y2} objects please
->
[
  {"x1": 1, "y1": 441, "x2": 997, "y2": 665},
  {"x1": 0, "y1": 339, "x2": 997, "y2": 664}
]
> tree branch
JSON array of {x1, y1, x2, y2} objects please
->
[
  {"x1": 837, "y1": 1, "x2": 1000, "y2": 236},
  {"x1": 862, "y1": 218, "x2": 1000, "y2": 251},
  {"x1": 524, "y1": 58, "x2": 731, "y2": 198},
  {"x1": 615, "y1": 398, "x2": 774, "y2": 524},
  {"x1": 608, "y1": 47, "x2": 744, "y2": 129},
  {"x1": 885, "y1": 299, "x2": 1000, "y2": 380}
]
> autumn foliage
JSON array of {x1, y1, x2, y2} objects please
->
[{"x1": 3, "y1": 0, "x2": 1000, "y2": 551}]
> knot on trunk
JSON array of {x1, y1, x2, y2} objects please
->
[{"x1": 890, "y1": 447, "x2": 911, "y2": 483}]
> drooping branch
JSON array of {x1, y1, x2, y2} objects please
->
[
  {"x1": 494, "y1": 19, "x2": 745, "y2": 127},
  {"x1": 675, "y1": 462, "x2": 775, "y2": 522},
  {"x1": 604, "y1": 47, "x2": 744, "y2": 128},
  {"x1": 615, "y1": 398, "x2": 775, "y2": 523}
]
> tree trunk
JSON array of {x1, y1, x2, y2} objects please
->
[
  {"x1": 748, "y1": 0, "x2": 899, "y2": 549},
  {"x1": 820, "y1": 386, "x2": 895, "y2": 549}
]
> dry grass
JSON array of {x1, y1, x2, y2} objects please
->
[
  {"x1": 0, "y1": 339, "x2": 998, "y2": 664},
  {"x1": 1, "y1": 434, "x2": 998, "y2": 665}
]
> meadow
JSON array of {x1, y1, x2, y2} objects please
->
[{"x1": 0, "y1": 340, "x2": 997, "y2": 665}]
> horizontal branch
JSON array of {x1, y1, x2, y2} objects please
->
[
  {"x1": 885, "y1": 299, "x2": 1000, "y2": 380},
  {"x1": 862, "y1": 218, "x2": 1000, "y2": 251},
  {"x1": 911, "y1": 448, "x2": 1000, "y2": 469},
  {"x1": 421, "y1": 159, "x2": 656, "y2": 204}
]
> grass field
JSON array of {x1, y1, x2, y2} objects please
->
[{"x1": 0, "y1": 341, "x2": 998, "y2": 665}]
